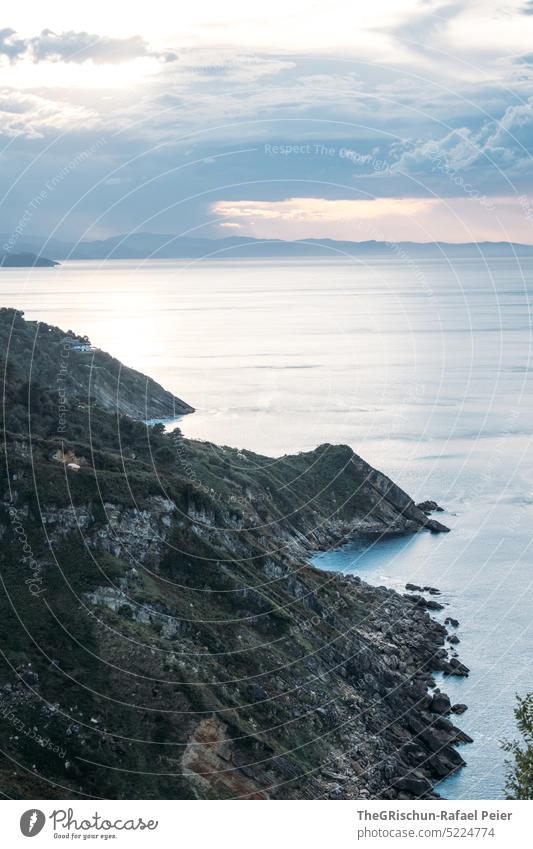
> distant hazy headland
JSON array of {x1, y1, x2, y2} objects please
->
[{"x1": 0, "y1": 251, "x2": 59, "y2": 268}]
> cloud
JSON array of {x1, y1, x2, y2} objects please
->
[
  {"x1": 0, "y1": 28, "x2": 176, "y2": 65},
  {"x1": 390, "y1": 96, "x2": 533, "y2": 187},
  {"x1": 0, "y1": 89, "x2": 97, "y2": 137},
  {"x1": 173, "y1": 50, "x2": 295, "y2": 83},
  {"x1": 1, "y1": 7, "x2": 533, "y2": 240},
  {"x1": 213, "y1": 196, "x2": 436, "y2": 221},
  {"x1": 386, "y1": 1, "x2": 467, "y2": 57},
  {"x1": 0, "y1": 28, "x2": 26, "y2": 61},
  {"x1": 212, "y1": 196, "x2": 438, "y2": 239},
  {"x1": 212, "y1": 194, "x2": 533, "y2": 243},
  {"x1": 30, "y1": 30, "x2": 152, "y2": 64}
]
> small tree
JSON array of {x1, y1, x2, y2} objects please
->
[{"x1": 504, "y1": 693, "x2": 533, "y2": 799}]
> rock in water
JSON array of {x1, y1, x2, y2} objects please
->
[
  {"x1": 430, "y1": 693, "x2": 452, "y2": 714},
  {"x1": 416, "y1": 500, "x2": 445, "y2": 513}
]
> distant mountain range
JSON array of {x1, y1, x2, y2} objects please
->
[{"x1": 3, "y1": 233, "x2": 533, "y2": 261}]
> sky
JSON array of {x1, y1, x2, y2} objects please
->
[{"x1": 1, "y1": 0, "x2": 533, "y2": 244}]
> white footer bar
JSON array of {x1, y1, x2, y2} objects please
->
[{"x1": 3, "y1": 799, "x2": 532, "y2": 848}]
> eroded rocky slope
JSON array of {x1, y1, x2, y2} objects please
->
[{"x1": 0, "y1": 311, "x2": 469, "y2": 800}]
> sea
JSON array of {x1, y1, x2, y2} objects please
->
[{"x1": 1, "y1": 254, "x2": 532, "y2": 799}]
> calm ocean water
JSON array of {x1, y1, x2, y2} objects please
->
[{"x1": 1, "y1": 255, "x2": 532, "y2": 798}]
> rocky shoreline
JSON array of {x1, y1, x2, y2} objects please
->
[
  {"x1": 0, "y1": 466, "x2": 469, "y2": 799},
  {"x1": 0, "y1": 309, "x2": 469, "y2": 800},
  {"x1": 340, "y1": 511, "x2": 472, "y2": 798}
]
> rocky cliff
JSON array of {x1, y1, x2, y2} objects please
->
[{"x1": 0, "y1": 311, "x2": 469, "y2": 801}]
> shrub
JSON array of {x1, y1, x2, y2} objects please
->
[{"x1": 504, "y1": 693, "x2": 533, "y2": 799}]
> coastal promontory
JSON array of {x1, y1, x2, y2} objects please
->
[{"x1": 0, "y1": 309, "x2": 467, "y2": 801}]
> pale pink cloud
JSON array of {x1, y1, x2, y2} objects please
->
[{"x1": 212, "y1": 196, "x2": 533, "y2": 243}]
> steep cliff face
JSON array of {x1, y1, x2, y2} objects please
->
[
  {"x1": 0, "y1": 432, "x2": 468, "y2": 801},
  {"x1": 0, "y1": 311, "x2": 468, "y2": 802}
]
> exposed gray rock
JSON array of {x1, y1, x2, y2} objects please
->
[
  {"x1": 404, "y1": 593, "x2": 445, "y2": 611},
  {"x1": 416, "y1": 500, "x2": 444, "y2": 513},
  {"x1": 430, "y1": 693, "x2": 452, "y2": 714}
]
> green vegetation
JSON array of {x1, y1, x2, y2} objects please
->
[
  {"x1": 0, "y1": 307, "x2": 192, "y2": 424},
  {"x1": 504, "y1": 693, "x2": 533, "y2": 799},
  {"x1": 0, "y1": 308, "x2": 447, "y2": 800}
]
